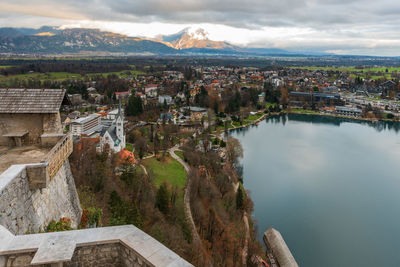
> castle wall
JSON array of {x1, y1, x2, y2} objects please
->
[
  {"x1": 0, "y1": 160, "x2": 81, "y2": 234},
  {"x1": 0, "y1": 114, "x2": 44, "y2": 145},
  {"x1": 42, "y1": 113, "x2": 63, "y2": 134},
  {"x1": 0, "y1": 113, "x2": 62, "y2": 146}
]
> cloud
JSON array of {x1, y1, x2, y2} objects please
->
[{"x1": 1, "y1": 0, "x2": 400, "y2": 55}]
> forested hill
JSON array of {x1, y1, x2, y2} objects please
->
[{"x1": 0, "y1": 27, "x2": 177, "y2": 55}]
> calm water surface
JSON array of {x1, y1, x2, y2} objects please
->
[{"x1": 230, "y1": 114, "x2": 400, "y2": 267}]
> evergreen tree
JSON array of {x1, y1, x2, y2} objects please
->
[
  {"x1": 214, "y1": 100, "x2": 219, "y2": 115},
  {"x1": 236, "y1": 184, "x2": 245, "y2": 210},
  {"x1": 155, "y1": 182, "x2": 170, "y2": 215},
  {"x1": 126, "y1": 95, "x2": 143, "y2": 116}
]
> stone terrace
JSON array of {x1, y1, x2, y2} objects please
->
[{"x1": 0, "y1": 145, "x2": 51, "y2": 174}]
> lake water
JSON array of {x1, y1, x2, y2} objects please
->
[{"x1": 230, "y1": 114, "x2": 400, "y2": 267}]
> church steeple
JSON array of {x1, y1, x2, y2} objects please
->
[
  {"x1": 117, "y1": 98, "x2": 122, "y2": 119},
  {"x1": 116, "y1": 98, "x2": 125, "y2": 148}
]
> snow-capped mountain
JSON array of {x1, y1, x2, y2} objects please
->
[{"x1": 154, "y1": 27, "x2": 239, "y2": 50}]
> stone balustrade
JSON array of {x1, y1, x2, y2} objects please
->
[{"x1": 0, "y1": 225, "x2": 193, "y2": 267}]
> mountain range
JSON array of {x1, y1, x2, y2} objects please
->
[{"x1": 0, "y1": 26, "x2": 322, "y2": 56}]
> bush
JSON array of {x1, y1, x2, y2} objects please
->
[
  {"x1": 46, "y1": 217, "x2": 73, "y2": 232},
  {"x1": 80, "y1": 207, "x2": 103, "y2": 228},
  {"x1": 108, "y1": 191, "x2": 142, "y2": 228},
  {"x1": 220, "y1": 139, "x2": 226, "y2": 147}
]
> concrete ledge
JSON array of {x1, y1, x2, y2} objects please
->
[
  {"x1": 0, "y1": 225, "x2": 193, "y2": 267},
  {"x1": 264, "y1": 227, "x2": 298, "y2": 267}
]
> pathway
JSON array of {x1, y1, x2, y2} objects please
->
[{"x1": 168, "y1": 145, "x2": 201, "y2": 244}]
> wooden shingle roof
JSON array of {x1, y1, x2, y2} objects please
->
[{"x1": 0, "y1": 88, "x2": 70, "y2": 114}]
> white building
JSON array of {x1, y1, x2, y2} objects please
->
[
  {"x1": 272, "y1": 78, "x2": 285, "y2": 87},
  {"x1": 106, "y1": 109, "x2": 120, "y2": 120},
  {"x1": 70, "y1": 114, "x2": 101, "y2": 136},
  {"x1": 145, "y1": 84, "x2": 158, "y2": 97},
  {"x1": 99, "y1": 103, "x2": 126, "y2": 153},
  {"x1": 158, "y1": 95, "x2": 172, "y2": 105}
]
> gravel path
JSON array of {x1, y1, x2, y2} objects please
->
[{"x1": 169, "y1": 145, "x2": 201, "y2": 244}]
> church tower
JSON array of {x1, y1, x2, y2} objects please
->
[{"x1": 116, "y1": 99, "x2": 125, "y2": 149}]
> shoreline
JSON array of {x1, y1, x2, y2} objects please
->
[{"x1": 217, "y1": 109, "x2": 399, "y2": 136}]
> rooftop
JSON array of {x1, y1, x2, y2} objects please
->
[
  {"x1": 0, "y1": 88, "x2": 70, "y2": 114},
  {"x1": 71, "y1": 114, "x2": 100, "y2": 124}
]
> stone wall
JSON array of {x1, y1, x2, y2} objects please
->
[
  {"x1": 0, "y1": 113, "x2": 62, "y2": 146},
  {"x1": 65, "y1": 243, "x2": 152, "y2": 267},
  {"x1": 0, "y1": 225, "x2": 193, "y2": 267},
  {"x1": 0, "y1": 160, "x2": 82, "y2": 234},
  {"x1": 42, "y1": 113, "x2": 63, "y2": 135},
  {"x1": 0, "y1": 252, "x2": 42, "y2": 267},
  {"x1": 0, "y1": 114, "x2": 44, "y2": 145},
  {"x1": 0, "y1": 243, "x2": 153, "y2": 267}
]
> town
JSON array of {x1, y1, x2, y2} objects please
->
[
  {"x1": 63, "y1": 64, "x2": 400, "y2": 137},
  {"x1": 0, "y1": 59, "x2": 400, "y2": 267}
]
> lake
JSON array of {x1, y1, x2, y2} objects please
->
[{"x1": 230, "y1": 114, "x2": 400, "y2": 267}]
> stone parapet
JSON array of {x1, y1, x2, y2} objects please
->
[
  {"x1": 0, "y1": 160, "x2": 81, "y2": 235},
  {"x1": 0, "y1": 225, "x2": 193, "y2": 267}
]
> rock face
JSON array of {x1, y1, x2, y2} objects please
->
[
  {"x1": 0, "y1": 160, "x2": 82, "y2": 234},
  {"x1": 264, "y1": 227, "x2": 299, "y2": 267}
]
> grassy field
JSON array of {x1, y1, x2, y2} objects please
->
[
  {"x1": 349, "y1": 73, "x2": 392, "y2": 80},
  {"x1": 289, "y1": 66, "x2": 400, "y2": 80},
  {"x1": 142, "y1": 156, "x2": 187, "y2": 189},
  {"x1": 290, "y1": 66, "x2": 400, "y2": 72},
  {"x1": 0, "y1": 65, "x2": 12, "y2": 68},
  {"x1": 246, "y1": 113, "x2": 263, "y2": 121},
  {"x1": 289, "y1": 108, "x2": 320, "y2": 114},
  {"x1": 0, "y1": 69, "x2": 145, "y2": 84}
]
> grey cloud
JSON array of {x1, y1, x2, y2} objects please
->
[{"x1": 2, "y1": 0, "x2": 400, "y2": 55}]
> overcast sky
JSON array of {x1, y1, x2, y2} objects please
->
[{"x1": 1, "y1": 0, "x2": 400, "y2": 56}]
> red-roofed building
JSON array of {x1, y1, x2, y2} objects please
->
[
  {"x1": 115, "y1": 91, "x2": 131, "y2": 100},
  {"x1": 145, "y1": 84, "x2": 158, "y2": 97}
]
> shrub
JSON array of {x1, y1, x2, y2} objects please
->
[{"x1": 46, "y1": 217, "x2": 73, "y2": 232}]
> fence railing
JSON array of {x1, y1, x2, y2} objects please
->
[{"x1": 44, "y1": 134, "x2": 73, "y2": 179}]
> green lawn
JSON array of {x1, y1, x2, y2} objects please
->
[
  {"x1": 290, "y1": 108, "x2": 320, "y2": 114},
  {"x1": 0, "y1": 72, "x2": 83, "y2": 82},
  {"x1": 289, "y1": 66, "x2": 400, "y2": 80},
  {"x1": 247, "y1": 113, "x2": 263, "y2": 121},
  {"x1": 232, "y1": 121, "x2": 241, "y2": 127},
  {"x1": 289, "y1": 66, "x2": 400, "y2": 72},
  {"x1": 0, "y1": 69, "x2": 145, "y2": 84},
  {"x1": 142, "y1": 156, "x2": 187, "y2": 189}
]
